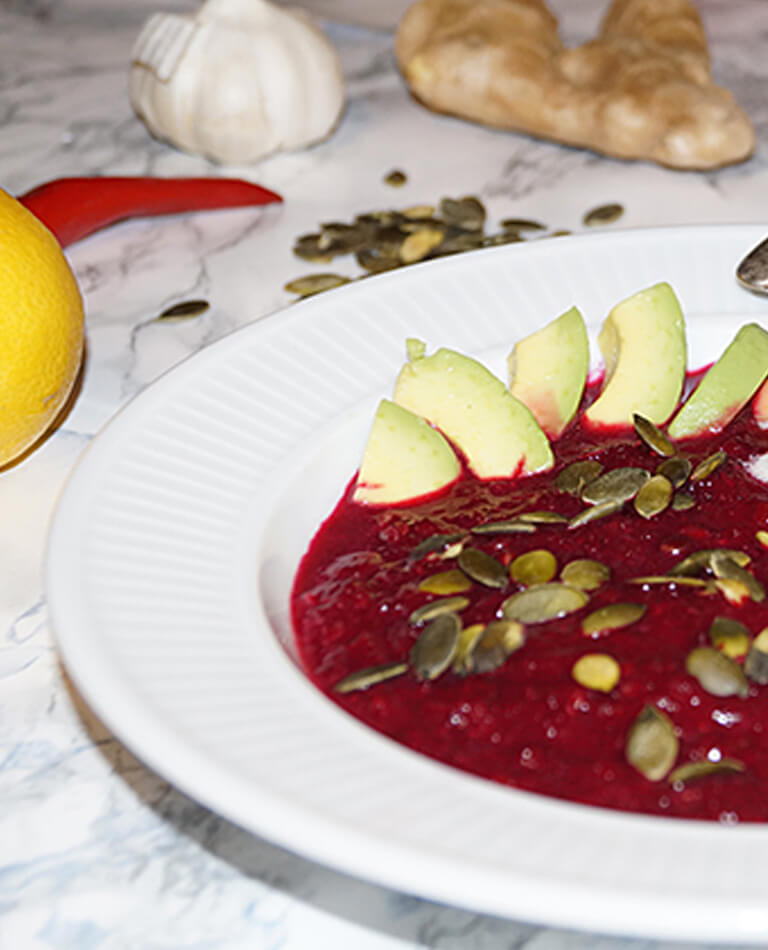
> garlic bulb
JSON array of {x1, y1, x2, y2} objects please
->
[{"x1": 130, "y1": 0, "x2": 345, "y2": 164}]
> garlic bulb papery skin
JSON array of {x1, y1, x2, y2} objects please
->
[{"x1": 130, "y1": 0, "x2": 346, "y2": 164}]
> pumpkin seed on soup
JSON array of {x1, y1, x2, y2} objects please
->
[
  {"x1": 510, "y1": 549, "x2": 557, "y2": 586},
  {"x1": 625, "y1": 705, "x2": 678, "y2": 781},
  {"x1": 471, "y1": 518, "x2": 536, "y2": 535},
  {"x1": 709, "y1": 551, "x2": 765, "y2": 603},
  {"x1": 418, "y1": 569, "x2": 473, "y2": 595},
  {"x1": 517, "y1": 510, "x2": 568, "y2": 524},
  {"x1": 457, "y1": 548, "x2": 508, "y2": 588},
  {"x1": 633, "y1": 474, "x2": 673, "y2": 519},
  {"x1": 671, "y1": 492, "x2": 696, "y2": 511},
  {"x1": 568, "y1": 498, "x2": 624, "y2": 529},
  {"x1": 555, "y1": 459, "x2": 603, "y2": 495},
  {"x1": 581, "y1": 467, "x2": 649, "y2": 505},
  {"x1": 657, "y1": 456, "x2": 691, "y2": 488},
  {"x1": 571, "y1": 653, "x2": 620, "y2": 692},
  {"x1": 581, "y1": 603, "x2": 646, "y2": 637},
  {"x1": 470, "y1": 620, "x2": 525, "y2": 674},
  {"x1": 560, "y1": 559, "x2": 610, "y2": 591},
  {"x1": 709, "y1": 616, "x2": 751, "y2": 658},
  {"x1": 685, "y1": 646, "x2": 749, "y2": 698},
  {"x1": 410, "y1": 595, "x2": 469, "y2": 625},
  {"x1": 669, "y1": 759, "x2": 745, "y2": 785},
  {"x1": 502, "y1": 583, "x2": 588, "y2": 624},
  {"x1": 690, "y1": 449, "x2": 727, "y2": 482},
  {"x1": 744, "y1": 628, "x2": 768, "y2": 684},
  {"x1": 452, "y1": 623, "x2": 486, "y2": 675},
  {"x1": 633, "y1": 414, "x2": 676, "y2": 457},
  {"x1": 410, "y1": 612, "x2": 461, "y2": 681},
  {"x1": 334, "y1": 661, "x2": 408, "y2": 693}
]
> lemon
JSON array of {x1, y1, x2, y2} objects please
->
[{"x1": 0, "y1": 187, "x2": 84, "y2": 467}]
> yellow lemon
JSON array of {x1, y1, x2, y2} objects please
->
[{"x1": 0, "y1": 186, "x2": 84, "y2": 467}]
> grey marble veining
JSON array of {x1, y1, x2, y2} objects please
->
[{"x1": 2, "y1": 0, "x2": 768, "y2": 947}]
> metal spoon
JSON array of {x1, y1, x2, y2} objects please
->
[{"x1": 736, "y1": 235, "x2": 768, "y2": 294}]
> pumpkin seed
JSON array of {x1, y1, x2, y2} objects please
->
[
  {"x1": 671, "y1": 491, "x2": 696, "y2": 511},
  {"x1": 669, "y1": 758, "x2": 745, "y2": 784},
  {"x1": 510, "y1": 549, "x2": 557, "y2": 586},
  {"x1": 402, "y1": 204, "x2": 436, "y2": 218},
  {"x1": 452, "y1": 623, "x2": 486, "y2": 675},
  {"x1": 625, "y1": 705, "x2": 678, "y2": 781},
  {"x1": 633, "y1": 474, "x2": 673, "y2": 519},
  {"x1": 499, "y1": 217, "x2": 547, "y2": 232},
  {"x1": 744, "y1": 628, "x2": 768, "y2": 684},
  {"x1": 581, "y1": 602, "x2": 646, "y2": 636},
  {"x1": 581, "y1": 467, "x2": 650, "y2": 505},
  {"x1": 399, "y1": 227, "x2": 445, "y2": 264},
  {"x1": 410, "y1": 612, "x2": 461, "y2": 681},
  {"x1": 685, "y1": 646, "x2": 749, "y2": 698},
  {"x1": 469, "y1": 620, "x2": 525, "y2": 674},
  {"x1": 629, "y1": 575, "x2": 708, "y2": 588},
  {"x1": 571, "y1": 653, "x2": 620, "y2": 692},
  {"x1": 715, "y1": 578, "x2": 752, "y2": 605},
  {"x1": 319, "y1": 221, "x2": 370, "y2": 252},
  {"x1": 408, "y1": 532, "x2": 465, "y2": 562},
  {"x1": 668, "y1": 548, "x2": 751, "y2": 577},
  {"x1": 709, "y1": 616, "x2": 751, "y2": 658},
  {"x1": 517, "y1": 510, "x2": 568, "y2": 524},
  {"x1": 568, "y1": 498, "x2": 624, "y2": 529},
  {"x1": 439, "y1": 195, "x2": 486, "y2": 231},
  {"x1": 756, "y1": 529, "x2": 768, "y2": 548},
  {"x1": 471, "y1": 519, "x2": 536, "y2": 535},
  {"x1": 410, "y1": 595, "x2": 470, "y2": 625},
  {"x1": 384, "y1": 169, "x2": 407, "y2": 186},
  {"x1": 457, "y1": 547, "x2": 508, "y2": 588},
  {"x1": 633, "y1": 414, "x2": 676, "y2": 457},
  {"x1": 334, "y1": 661, "x2": 409, "y2": 693},
  {"x1": 560, "y1": 559, "x2": 610, "y2": 591},
  {"x1": 284, "y1": 273, "x2": 351, "y2": 297},
  {"x1": 656, "y1": 456, "x2": 691, "y2": 488},
  {"x1": 709, "y1": 550, "x2": 765, "y2": 602},
  {"x1": 502, "y1": 583, "x2": 589, "y2": 624},
  {"x1": 555, "y1": 459, "x2": 603, "y2": 495},
  {"x1": 582, "y1": 202, "x2": 624, "y2": 226},
  {"x1": 435, "y1": 231, "x2": 486, "y2": 254},
  {"x1": 418, "y1": 569, "x2": 473, "y2": 595},
  {"x1": 293, "y1": 233, "x2": 336, "y2": 262},
  {"x1": 482, "y1": 231, "x2": 523, "y2": 247},
  {"x1": 690, "y1": 449, "x2": 727, "y2": 482},
  {"x1": 156, "y1": 299, "x2": 210, "y2": 321},
  {"x1": 355, "y1": 247, "x2": 400, "y2": 273}
]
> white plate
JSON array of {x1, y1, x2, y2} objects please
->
[{"x1": 47, "y1": 225, "x2": 768, "y2": 944}]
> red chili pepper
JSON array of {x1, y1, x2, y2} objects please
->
[{"x1": 17, "y1": 176, "x2": 283, "y2": 248}]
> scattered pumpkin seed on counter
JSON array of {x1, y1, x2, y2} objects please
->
[{"x1": 285, "y1": 192, "x2": 626, "y2": 295}]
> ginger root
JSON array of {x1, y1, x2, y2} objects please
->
[{"x1": 395, "y1": 0, "x2": 754, "y2": 169}]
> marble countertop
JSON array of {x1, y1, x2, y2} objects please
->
[{"x1": 3, "y1": 0, "x2": 768, "y2": 947}]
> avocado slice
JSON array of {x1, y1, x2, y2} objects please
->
[
  {"x1": 668, "y1": 323, "x2": 768, "y2": 439},
  {"x1": 508, "y1": 305, "x2": 589, "y2": 439},
  {"x1": 353, "y1": 398, "x2": 460, "y2": 505},
  {"x1": 584, "y1": 282, "x2": 687, "y2": 428},
  {"x1": 393, "y1": 345, "x2": 553, "y2": 479}
]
